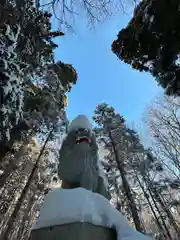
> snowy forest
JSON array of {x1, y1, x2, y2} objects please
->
[{"x1": 0, "y1": 0, "x2": 180, "y2": 239}]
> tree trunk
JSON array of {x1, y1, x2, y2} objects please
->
[
  {"x1": 0, "y1": 121, "x2": 31, "y2": 162},
  {"x1": 145, "y1": 182, "x2": 173, "y2": 240},
  {"x1": 113, "y1": 180, "x2": 122, "y2": 212},
  {"x1": 0, "y1": 132, "x2": 33, "y2": 189},
  {"x1": 107, "y1": 125, "x2": 144, "y2": 232},
  {"x1": 156, "y1": 192, "x2": 180, "y2": 237},
  {"x1": 17, "y1": 193, "x2": 38, "y2": 240},
  {"x1": 0, "y1": 127, "x2": 54, "y2": 240},
  {"x1": 135, "y1": 174, "x2": 167, "y2": 238},
  {"x1": 13, "y1": 195, "x2": 34, "y2": 240}
]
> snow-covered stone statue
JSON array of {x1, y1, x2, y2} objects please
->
[
  {"x1": 58, "y1": 115, "x2": 110, "y2": 199},
  {"x1": 31, "y1": 115, "x2": 151, "y2": 240}
]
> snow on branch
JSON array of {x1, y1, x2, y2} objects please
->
[{"x1": 0, "y1": 24, "x2": 28, "y2": 141}]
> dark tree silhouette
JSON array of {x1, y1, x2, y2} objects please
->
[{"x1": 112, "y1": 0, "x2": 180, "y2": 96}]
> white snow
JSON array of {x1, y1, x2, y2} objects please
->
[
  {"x1": 149, "y1": 15, "x2": 154, "y2": 23},
  {"x1": 68, "y1": 115, "x2": 93, "y2": 133},
  {"x1": 2, "y1": 59, "x2": 8, "y2": 70},
  {"x1": 32, "y1": 188, "x2": 150, "y2": 240},
  {"x1": 0, "y1": 24, "x2": 26, "y2": 141},
  {"x1": 5, "y1": 129, "x2": 10, "y2": 141},
  {"x1": 97, "y1": 157, "x2": 109, "y2": 189},
  {"x1": 5, "y1": 24, "x2": 20, "y2": 43},
  {"x1": 5, "y1": 24, "x2": 11, "y2": 36}
]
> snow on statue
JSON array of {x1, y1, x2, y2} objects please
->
[{"x1": 58, "y1": 115, "x2": 111, "y2": 200}]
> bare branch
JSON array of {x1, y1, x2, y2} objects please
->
[
  {"x1": 40, "y1": 0, "x2": 138, "y2": 31},
  {"x1": 144, "y1": 95, "x2": 180, "y2": 176}
]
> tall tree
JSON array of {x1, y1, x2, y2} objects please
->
[
  {"x1": 145, "y1": 95, "x2": 180, "y2": 174},
  {"x1": 0, "y1": 0, "x2": 60, "y2": 142},
  {"x1": 0, "y1": 125, "x2": 54, "y2": 240},
  {"x1": 0, "y1": 0, "x2": 77, "y2": 161},
  {"x1": 0, "y1": 1, "x2": 77, "y2": 238},
  {"x1": 112, "y1": 0, "x2": 180, "y2": 95},
  {"x1": 94, "y1": 102, "x2": 180, "y2": 238},
  {"x1": 93, "y1": 103, "x2": 145, "y2": 232}
]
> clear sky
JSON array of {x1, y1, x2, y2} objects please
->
[{"x1": 54, "y1": 10, "x2": 163, "y2": 129}]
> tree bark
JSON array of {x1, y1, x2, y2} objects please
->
[
  {"x1": 0, "y1": 131, "x2": 33, "y2": 189},
  {"x1": 145, "y1": 182, "x2": 173, "y2": 240},
  {"x1": 156, "y1": 192, "x2": 180, "y2": 238},
  {"x1": 0, "y1": 121, "x2": 31, "y2": 162},
  {"x1": 107, "y1": 124, "x2": 144, "y2": 232},
  {"x1": 14, "y1": 195, "x2": 34, "y2": 240},
  {"x1": 135, "y1": 174, "x2": 167, "y2": 238}
]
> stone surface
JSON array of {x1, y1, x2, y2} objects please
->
[{"x1": 31, "y1": 222, "x2": 117, "y2": 240}]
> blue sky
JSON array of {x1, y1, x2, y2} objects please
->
[{"x1": 55, "y1": 10, "x2": 162, "y2": 129}]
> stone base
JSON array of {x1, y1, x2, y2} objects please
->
[{"x1": 30, "y1": 222, "x2": 117, "y2": 240}]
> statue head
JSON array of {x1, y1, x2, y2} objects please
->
[{"x1": 68, "y1": 115, "x2": 93, "y2": 133}]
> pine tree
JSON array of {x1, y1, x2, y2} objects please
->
[
  {"x1": 112, "y1": 0, "x2": 180, "y2": 96},
  {"x1": 93, "y1": 103, "x2": 145, "y2": 232},
  {"x1": 93, "y1": 102, "x2": 180, "y2": 238},
  {"x1": 0, "y1": 24, "x2": 25, "y2": 142},
  {"x1": 0, "y1": 2, "x2": 77, "y2": 238},
  {"x1": 0, "y1": 1, "x2": 77, "y2": 161}
]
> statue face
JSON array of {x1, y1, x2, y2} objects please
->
[
  {"x1": 72, "y1": 128, "x2": 98, "y2": 150},
  {"x1": 59, "y1": 128, "x2": 98, "y2": 166},
  {"x1": 75, "y1": 128, "x2": 91, "y2": 144},
  {"x1": 62, "y1": 128, "x2": 93, "y2": 148}
]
